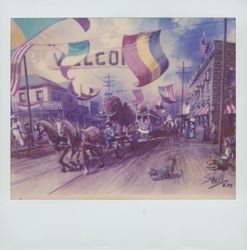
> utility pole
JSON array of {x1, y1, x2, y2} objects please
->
[
  {"x1": 218, "y1": 18, "x2": 227, "y2": 154},
  {"x1": 23, "y1": 55, "x2": 34, "y2": 146},
  {"x1": 103, "y1": 73, "x2": 115, "y2": 96},
  {"x1": 176, "y1": 61, "x2": 191, "y2": 116}
]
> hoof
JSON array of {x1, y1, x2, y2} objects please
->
[
  {"x1": 69, "y1": 167, "x2": 74, "y2": 172},
  {"x1": 61, "y1": 168, "x2": 66, "y2": 173},
  {"x1": 98, "y1": 164, "x2": 104, "y2": 168},
  {"x1": 83, "y1": 170, "x2": 89, "y2": 175}
]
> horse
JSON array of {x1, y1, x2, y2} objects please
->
[
  {"x1": 55, "y1": 118, "x2": 105, "y2": 174},
  {"x1": 34, "y1": 119, "x2": 73, "y2": 173},
  {"x1": 11, "y1": 128, "x2": 33, "y2": 158}
]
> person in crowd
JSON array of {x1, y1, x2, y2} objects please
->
[
  {"x1": 148, "y1": 157, "x2": 182, "y2": 181},
  {"x1": 210, "y1": 120, "x2": 218, "y2": 144},
  {"x1": 11, "y1": 115, "x2": 25, "y2": 146},
  {"x1": 138, "y1": 118, "x2": 150, "y2": 141},
  {"x1": 203, "y1": 122, "x2": 210, "y2": 142},
  {"x1": 104, "y1": 121, "x2": 115, "y2": 149}
]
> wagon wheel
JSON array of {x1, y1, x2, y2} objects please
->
[{"x1": 115, "y1": 140, "x2": 125, "y2": 159}]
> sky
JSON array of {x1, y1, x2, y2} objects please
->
[{"x1": 17, "y1": 17, "x2": 236, "y2": 110}]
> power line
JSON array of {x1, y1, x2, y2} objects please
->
[{"x1": 29, "y1": 18, "x2": 235, "y2": 47}]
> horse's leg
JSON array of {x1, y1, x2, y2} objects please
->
[
  {"x1": 68, "y1": 147, "x2": 76, "y2": 165},
  {"x1": 78, "y1": 147, "x2": 89, "y2": 175},
  {"x1": 58, "y1": 148, "x2": 72, "y2": 172},
  {"x1": 93, "y1": 146, "x2": 104, "y2": 168}
]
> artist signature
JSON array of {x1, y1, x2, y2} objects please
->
[{"x1": 202, "y1": 172, "x2": 232, "y2": 189}]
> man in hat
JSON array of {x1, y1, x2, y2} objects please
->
[{"x1": 11, "y1": 114, "x2": 25, "y2": 146}]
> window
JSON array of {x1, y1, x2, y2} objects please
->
[
  {"x1": 36, "y1": 90, "x2": 44, "y2": 101},
  {"x1": 19, "y1": 92, "x2": 26, "y2": 102},
  {"x1": 52, "y1": 92, "x2": 61, "y2": 101}
]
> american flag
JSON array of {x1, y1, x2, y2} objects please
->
[
  {"x1": 11, "y1": 43, "x2": 33, "y2": 96},
  {"x1": 132, "y1": 89, "x2": 144, "y2": 105},
  {"x1": 158, "y1": 84, "x2": 176, "y2": 104}
]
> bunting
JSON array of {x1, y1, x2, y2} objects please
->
[
  {"x1": 122, "y1": 30, "x2": 169, "y2": 87},
  {"x1": 17, "y1": 102, "x2": 41, "y2": 111}
]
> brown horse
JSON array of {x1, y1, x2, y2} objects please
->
[
  {"x1": 55, "y1": 119, "x2": 105, "y2": 174},
  {"x1": 34, "y1": 119, "x2": 73, "y2": 173}
]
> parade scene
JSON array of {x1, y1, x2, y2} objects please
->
[{"x1": 10, "y1": 18, "x2": 236, "y2": 199}]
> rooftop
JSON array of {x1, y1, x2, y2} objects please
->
[{"x1": 19, "y1": 75, "x2": 71, "y2": 90}]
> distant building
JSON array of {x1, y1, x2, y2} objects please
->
[
  {"x1": 189, "y1": 40, "x2": 235, "y2": 138},
  {"x1": 11, "y1": 75, "x2": 93, "y2": 126}
]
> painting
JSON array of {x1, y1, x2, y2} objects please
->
[{"x1": 10, "y1": 17, "x2": 236, "y2": 199}]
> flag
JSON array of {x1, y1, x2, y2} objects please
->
[
  {"x1": 61, "y1": 40, "x2": 90, "y2": 66},
  {"x1": 78, "y1": 88, "x2": 100, "y2": 101},
  {"x1": 60, "y1": 65, "x2": 76, "y2": 81},
  {"x1": 11, "y1": 43, "x2": 33, "y2": 96},
  {"x1": 122, "y1": 30, "x2": 169, "y2": 87},
  {"x1": 158, "y1": 84, "x2": 176, "y2": 104},
  {"x1": 132, "y1": 89, "x2": 144, "y2": 105},
  {"x1": 11, "y1": 18, "x2": 90, "y2": 49}
]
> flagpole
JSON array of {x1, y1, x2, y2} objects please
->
[
  {"x1": 218, "y1": 18, "x2": 227, "y2": 154},
  {"x1": 23, "y1": 55, "x2": 34, "y2": 146}
]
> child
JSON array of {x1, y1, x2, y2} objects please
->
[
  {"x1": 148, "y1": 157, "x2": 182, "y2": 181},
  {"x1": 207, "y1": 138, "x2": 233, "y2": 170}
]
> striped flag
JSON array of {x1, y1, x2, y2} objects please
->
[
  {"x1": 122, "y1": 30, "x2": 169, "y2": 87},
  {"x1": 158, "y1": 84, "x2": 176, "y2": 104},
  {"x1": 11, "y1": 43, "x2": 33, "y2": 96},
  {"x1": 132, "y1": 89, "x2": 144, "y2": 105}
]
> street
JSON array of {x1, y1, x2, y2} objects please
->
[{"x1": 11, "y1": 138, "x2": 236, "y2": 199}]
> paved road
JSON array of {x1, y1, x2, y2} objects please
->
[{"x1": 11, "y1": 138, "x2": 236, "y2": 199}]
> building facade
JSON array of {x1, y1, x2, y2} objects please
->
[
  {"x1": 189, "y1": 40, "x2": 236, "y2": 138},
  {"x1": 11, "y1": 75, "x2": 98, "y2": 127}
]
